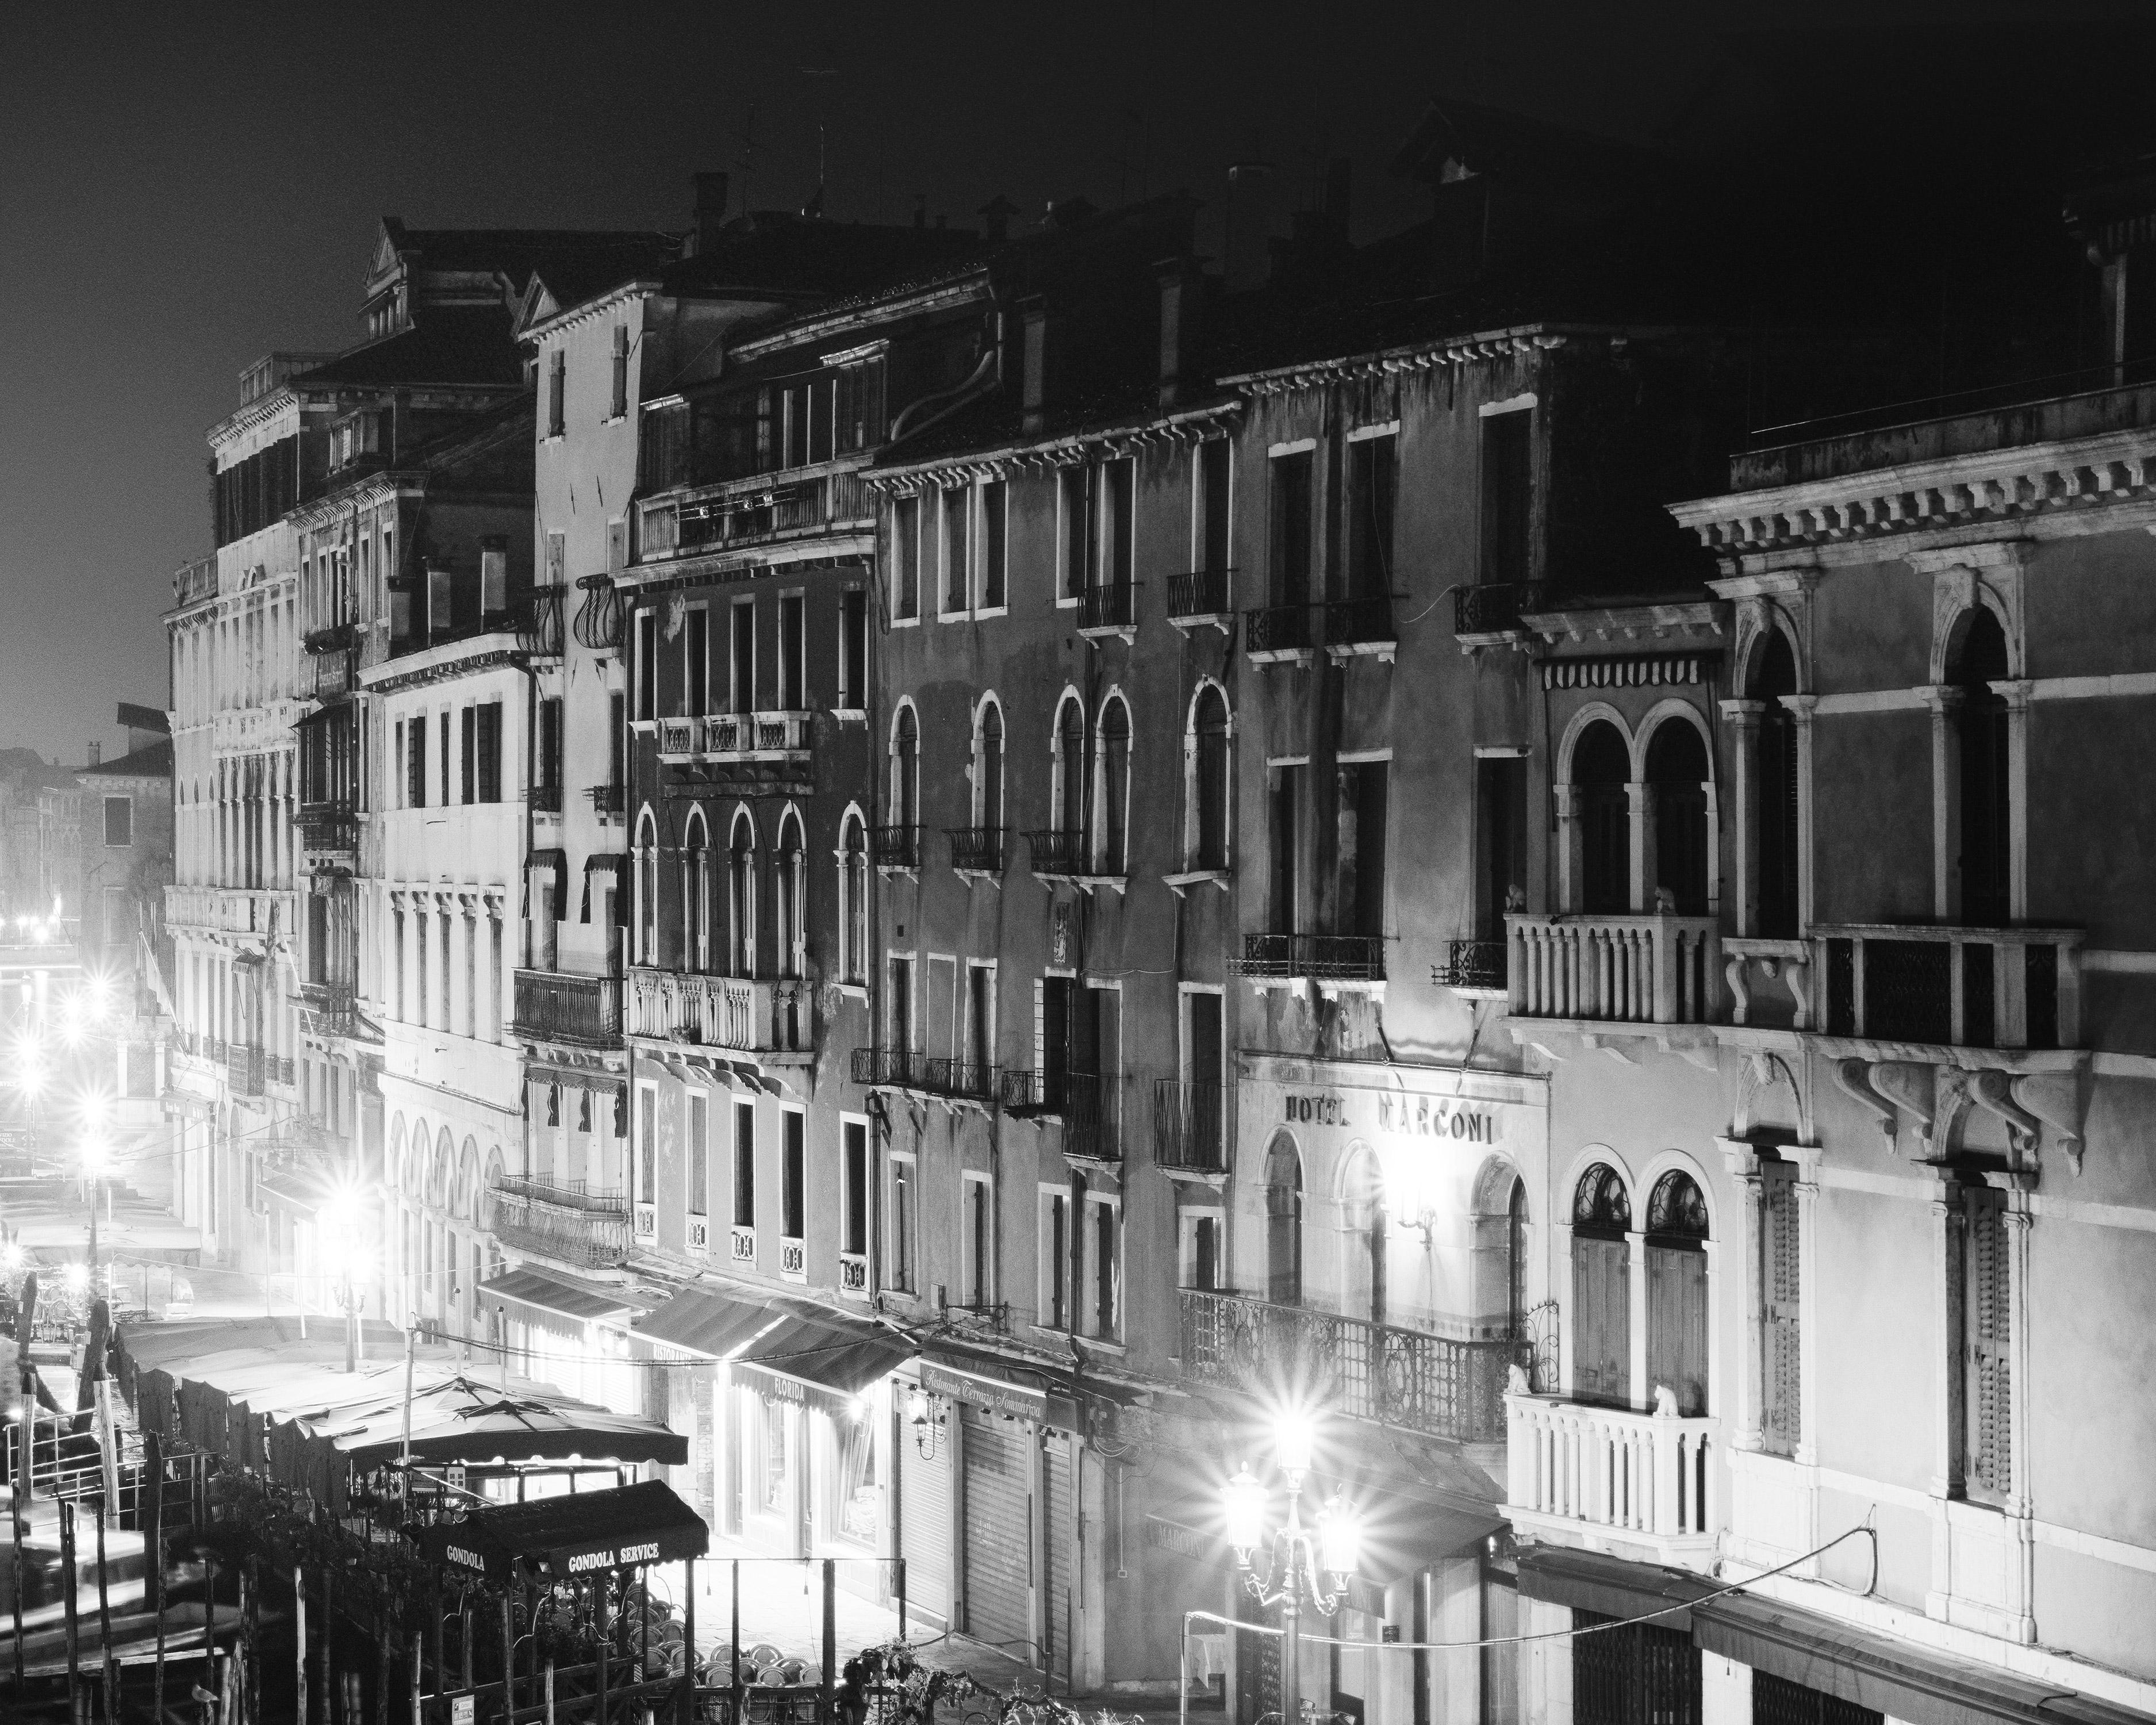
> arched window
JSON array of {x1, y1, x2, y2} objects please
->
[
  {"x1": 1645, "y1": 1171, "x2": 1710, "y2": 1416},
  {"x1": 727, "y1": 809, "x2": 757, "y2": 976},
  {"x1": 1191, "y1": 685, "x2": 1232, "y2": 871},
  {"x1": 774, "y1": 809, "x2": 805, "y2": 979},
  {"x1": 1645, "y1": 719, "x2": 1710, "y2": 917},
  {"x1": 682, "y1": 807, "x2": 711, "y2": 973},
  {"x1": 481, "y1": 1145, "x2": 505, "y2": 1230},
  {"x1": 633, "y1": 808, "x2": 659, "y2": 965},
  {"x1": 838, "y1": 811, "x2": 868, "y2": 984},
  {"x1": 1340, "y1": 1146, "x2": 1387, "y2": 1325},
  {"x1": 1950, "y1": 607, "x2": 2011, "y2": 925},
  {"x1": 1507, "y1": 1179, "x2": 1529, "y2": 1340},
  {"x1": 1054, "y1": 696, "x2": 1088, "y2": 834},
  {"x1": 1096, "y1": 695, "x2": 1131, "y2": 874},
  {"x1": 891, "y1": 706, "x2": 919, "y2": 829},
  {"x1": 1752, "y1": 631, "x2": 1801, "y2": 938},
  {"x1": 1265, "y1": 1134, "x2": 1303, "y2": 1308},
  {"x1": 433, "y1": 1126, "x2": 455, "y2": 1212},
  {"x1": 975, "y1": 699, "x2": 1005, "y2": 833},
  {"x1": 1571, "y1": 1163, "x2": 1631, "y2": 1405},
  {"x1": 1572, "y1": 722, "x2": 1631, "y2": 914}
]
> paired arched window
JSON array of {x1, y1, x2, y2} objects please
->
[
  {"x1": 974, "y1": 699, "x2": 1005, "y2": 833},
  {"x1": 1645, "y1": 1171, "x2": 1710, "y2": 1416},
  {"x1": 1054, "y1": 695, "x2": 1088, "y2": 835},
  {"x1": 891, "y1": 706, "x2": 920, "y2": 829},
  {"x1": 681, "y1": 807, "x2": 712, "y2": 973},
  {"x1": 1190, "y1": 685, "x2": 1232, "y2": 871},
  {"x1": 727, "y1": 809, "x2": 757, "y2": 976},
  {"x1": 1571, "y1": 1162, "x2": 1631, "y2": 1404},
  {"x1": 774, "y1": 809, "x2": 806, "y2": 979},
  {"x1": 1645, "y1": 719, "x2": 1710, "y2": 917},
  {"x1": 633, "y1": 808, "x2": 660, "y2": 965},
  {"x1": 1949, "y1": 607, "x2": 2012, "y2": 926},
  {"x1": 1752, "y1": 631, "x2": 1801, "y2": 938},
  {"x1": 1096, "y1": 695, "x2": 1131, "y2": 874},
  {"x1": 837, "y1": 810, "x2": 868, "y2": 984},
  {"x1": 1572, "y1": 723, "x2": 1631, "y2": 914}
]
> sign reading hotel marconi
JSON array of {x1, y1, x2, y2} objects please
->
[{"x1": 1279, "y1": 1086, "x2": 1503, "y2": 1145}]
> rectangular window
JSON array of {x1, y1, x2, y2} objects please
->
[
  {"x1": 963, "y1": 1175, "x2": 993, "y2": 1308},
  {"x1": 781, "y1": 1110, "x2": 805, "y2": 1239},
  {"x1": 1346, "y1": 433, "x2": 1397, "y2": 600},
  {"x1": 889, "y1": 1153, "x2": 915, "y2": 1292},
  {"x1": 1088, "y1": 1197, "x2": 1121, "y2": 1340},
  {"x1": 610, "y1": 325, "x2": 629, "y2": 420},
  {"x1": 942, "y1": 487, "x2": 970, "y2": 614},
  {"x1": 637, "y1": 1088, "x2": 656, "y2": 1203},
  {"x1": 547, "y1": 350, "x2": 565, "y2": 436},
  {"x1": 1475, "y1": 757, "x2": 1528, "y2": 941},
  {"x1": 888, "y1": 955, "x2": 913, "y2": 1053},
  {"x1": 1040, "y1": 1191, "x2": 1068, "y2": 1329},
  {"x1": 778, "y1": 594, "x2": 804, "y2": 709},
  {"x1": 1099, "y1": 458, "x2": 1134, "y2": 591},
  {"x1": 980, "y1": 481, "x2": 1007, "y2": 609},
  {"x1": 684, "y1": 607, "x2": 709, "y2": 716},
  {"x1": 1480, "y1": 409, "x2": 1533, "y2": 586},
  {"x1": 459, "y1": 706, "x2": 476, "y2": 806},
  {"x1": 966, "y1": 964, "x2": 995, "y2": 1078},
  {"x1": 1339, "y1": 761, "x2": 1388, "y2": 939},
  {"x1": 608, "y1": 692, "x2": 626, "y2": 790},
  {"x1": 408, "y1": 715, "x2": 427, "y2": 807},
  {"x1": 538, "y1": 698, "x2": 563, "y2": 794},
  {"x1": 893, "y1": 497, "x2": 919, "y2": 620},
  {"x1": 1182, "y1": 1213, "x2": 1222, "y2": 1291},
  {"x1": 689, "y1": 1091, "x2": 709, "y2": 1215},
  {"x1": 102, "y1": 797, "x2": 132, "y2": 849},
  {"x1": 1060, "y1": 466, "x2": 1095, "y2": 601},
  {"x1": 475, "y1": 702, "x2": 501, "y2": 804},
  {"x1": 839, "y1": 588, "x2": 867, "y2": 709},
  {"x1": 1199, "y1": 439, "x2": 1232, "y2": 574},
  {"x1": 842, "y1": 1118, "x2": 869, "y2": 1256},
  {"x1": 635, "y1": 610, "x2": 658, "y2": 722},
  {"x1": 1271, "y1": 764, "x2": 1302, "y2": 933},
  {"x1": 1269, "y1": 450, "x2": 1313, "y2": 605},
  {"x1": 731, "y1": 600, "x2": 755, "y2": 714},
  {"x1": 732, "y1": 1101, "x2": 756, "y2": 1228},
  {"x1": 1760, "y1": 1161, "x2": 1801, "y2": 1459}
]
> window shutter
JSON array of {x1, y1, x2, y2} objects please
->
[
  {"x1": 1034, "y1": 978, "x2": 1046, "y2": 1076},
  {"x1": 1968, "y1": 1193, "x2": 2013, "y2": 1495},
  {"x1": 1760, "y1": 1167, "x2": 1801, "y2": 1456}
]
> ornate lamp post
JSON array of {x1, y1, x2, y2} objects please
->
[{"x1": 1222, "y1": 1414, "x2": 1362, "y2": 1725}]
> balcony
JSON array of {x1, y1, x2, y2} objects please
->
[
  {"x1": 298, "y1": 799, "x2": 357, "y2": 854},
  {"x1": 166, "y1": 885, "x2": 294, "y2": 938},
  {"x1": 638, "y1": 469, "x2": 873, "y2": 562},
  {"x1": 1154, "y1": 1079, "x2": 1230, "y2": 1176},
  {"x1": 999, "y1": 1068, "x2": 1061, "y2": 1115},
  {"x1": 227, "y1": 1043, "x2": 264, "y2": 1098},
  {"x1": 1061, "y1": 1074, "x2": 1123, "y2": 1165},
  {"x1": 946, "y1": 828, "x2": 1006, "y2": 876},
  {"x1": 513, "y1": 970, "x2": 622, "y2": 1048},
  {"x1": 1433, "y1": 939, "x2": 1508, "y2": 995},
  {"x1": 1505, "y1": 1393, "x2": 1718, "y2": 1570},
  {"x1": 515, "y1": 588, "x2": 566, "y2": 657},
  {"x1": 1181, "y1": 1290, "x2": 1518, "y2": 1446},
  {"x1": 490, "y1": 1177, "x2": 630, "y2": 1272},
  {"x1": 623, "y1": 968, "x2": 810, "y2": 1059},
  {"x1": 1230, "y1": 933, "x2": 1387, "y2": 996},
  {"x1": 655, "y1": 712, "x2": 814, "y2": 788},
  {"x1": 1506, "y1": 914, "x2": 1720, "y2": 1028},
  {"x1": 1452, "y1": 581, "x2": 1547, "y2": 645},
  {"x1": 304, "y1": 621, "x2": 357, "y2": 657},
  {"x1": 173, "y1": 555, "x2": 217, "y2": 610},
  {"x1": 571, "y1": 575, "x2": 623, "y2": 651},
  {"x1": 588, "y1": 783, "x2": 625, "y2": 819},
  {"x1": 1244, "y1": 603, "x2": 1314, "y2": 665},
  {"x1": 530, "y1": 783, "x2": 563, "y2": 815},
  {"x1": 1322, "y1": 594, "x2": 1398, "y2": 662},
  {"x1": 1814, "y1": 924, "x2": 2081, "y2": 1052},
  {"x1": 1166, "y1": 569, "x2": 1233, "y2": 634},
  {"x1": 869, "y1": 825, "x2": 920, "y2": 872},
  {"x1": 1025, "y1": 828, "x2": 1088, "y2": 882},
  {"x1": 1077, "y1": 583, "x2": 1138, "y2": 643},
  {"x1": 850, "y1": 1047, "x2": 993, "y2": 1103},
  {"x1": 297, "y1": 981, "x2": 359, "y2": 1040}
]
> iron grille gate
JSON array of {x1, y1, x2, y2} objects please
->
[
  {"x1": 1572, "y1": 1609, "x2": 1701, "y2": 1725},
  {"x1": 1752, "y1": 1671, "x2": 1884, "y2": 1725}
]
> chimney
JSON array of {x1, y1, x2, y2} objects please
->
[
  {"x1": 1223, "y1": 162, "x2": 1276, "y2": 290},
  {"x1": 87, "y1": 743, "x2": 100, "y2": 768},
  {"x1": 1021, "y1": 296, "x2": 1052, "y2": 435},
  {"x1": 979, "y1": 194, "x2": 1018, "y2": 244},
  {"x1": 692, "y1": 172, "x2": 729, "y2": 255},
  {"x1": 1157, "y1": 256, "x2": 1204, "y2": 409}
]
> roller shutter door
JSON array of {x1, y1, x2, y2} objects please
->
[
  {"x1": 898, "y1": 1394, "x2": 954, "y2": 1624},
  {"x1": 1042, "y1": 1434, "x2": 1075, "y2": 1685},
  {"x1": 961, "y1": 1405, "x2": 1034, "y2": 1657}
]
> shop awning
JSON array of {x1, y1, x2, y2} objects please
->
[
  {"x1": 1693, "y1": 1592, "x2": 2154, "y2": 1725},
  {"x1": 481, "y1": 1267, "x2": 638, "y2": 1327},
  {"x1": 637, "y1": 1286, "x2": 915, "y2": 1395},
  {"x1": 1516, "y1": 1546, "x2": 1718, "y2": 1632},
  {"x1": 421, "y1": 1479, "x2": 708, "y2": 1582},
  {"x1": 1347, "y1": 1488, "x2": 1504, "y2": 1586}
]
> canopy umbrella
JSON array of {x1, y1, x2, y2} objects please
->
[{"x1": 329, "y1": 1374, "x2": 687, "y2": 1469}]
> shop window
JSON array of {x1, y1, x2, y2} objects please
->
[
  {"x1": 1752, "y1": 1672, "x2": 1883, "y2": 1725},
  {"x1": 1571, "y1": 1609, "x2": 1698, "y2": 1725},
  {"x1": 755, "y1": 1395, "x2": 789, "y2": 1516}
]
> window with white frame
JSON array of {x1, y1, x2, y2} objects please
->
[
  {"x1": 941, "y1": 486, "x2": 970, "y2": 615},
  {"x1": 841, "y1": 1116, "x2": 870, "y2": 1260},
  {"x1": 892, "y1": 497, "x2": 920, "y2": 621},
  {"x1": 980, "y1": 480, "x2": 1008, "y2": 610},
  {"x1": 961, "y1": 1173, "x2": 995, "y2": 1310},
  {"x1": 1187, "y1": 685, "x2": 1231, "y2": 871},
  {"x1": 1094, "y1": 694, "x2": 1131, "y2": 874},
  {"x1": 838, "y1": 811, "x2": 867, "y2": 983},
  {"x1": 887, "y1": 1149, "x2": 916, "y2": 1292},
  {"x1": 1084, "y1": 1192, "x2": 1122, "y2": 1340},
  {"x1": 1179, "y1": 1207, "x2": 1223, "y2": 1291},
  {"x1": 1039, "y1": 1186, "x2": 1070, "y2": 1330}
]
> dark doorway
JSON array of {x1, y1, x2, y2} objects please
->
[
  {"x1": 1572, "y1": 722, "x2": 1631, "y2": 914},
  {"x1": 1951, "y1": 607, "x2": 2012, "y2": 925},
  {"x1": 1753, "y1": 631, "x2": 1801, "y2": 938},
  {"x1": 1645, "y1": 720, "x2": 1710, "y2": 917}
]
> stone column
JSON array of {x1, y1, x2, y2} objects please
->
[
  {"x1": 1719, "y1": 1139, "x2": 1765, "y2": 1451},
  {"x1": 1718, "y1": 702, "x2": 1763, "y2": 936},
  {"x1": 1996, "y1": 678, "x2": 2033, "y2": 922},
  {"x1": 1626, "y1": 1227, "x2": 1649, "y2": 1408},
  {"x1": 1626, "y1": 783, "x2": 1658, "y2": 913},
  {"x1": 1921, "y1": 685, "x2": 1965, "y2": 920},
  {"x1": 1553, "y1": 784, "x2": 1581, "y2": 913}
]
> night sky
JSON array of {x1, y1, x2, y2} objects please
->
[{"x1": 0, "y1": 0, "x2": 2120, "y2": 766}]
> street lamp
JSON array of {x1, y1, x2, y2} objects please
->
[{"x1": 1224, "y1": 1411, "x2": 1363, "y2": 1725}]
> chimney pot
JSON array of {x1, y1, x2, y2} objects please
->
[{"x1": 87, "y1": 743, "x2": 100, "y2": 768}]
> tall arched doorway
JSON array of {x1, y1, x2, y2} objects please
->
[
  {"x1": 1645, "y1": 1171, "x2": 1710, "y2": 1416},
  {"x1": 1753, "y1": 631, "x2": 1801, "y2": 937},
  {"x1": 1646, "y1": 720, "x2": 1710, "y2": 916},
  {"x1": 1571, "y1": 1163, "x2": 1631, "y2": 1405},
  {"x1": 1264, "y1": 1134, "x2": 1303, "y2": 1308},
  {"x1": 1572, "y1": 722, "x2": 1631, "y2": 913},
  {"x1": 1950, "y1": 607, "x2": 2011, "y2": 925}
]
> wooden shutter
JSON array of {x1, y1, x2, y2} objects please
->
[
  {"x1": 1761, "y1": 1167, "x2": 1801, "y2": 1455},
  {"x1": 1572, "y1": 1236, "x2": 1630, "y2": 1405},
  {"x1": 1647, "y1": 1246, "x2": 1709, "y2": 1417},
  {"x1": 1967, "y1": 1190, "x2": 2013, "y2": 1495}
]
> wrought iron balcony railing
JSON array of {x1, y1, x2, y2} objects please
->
[
  {"x1": 1433, "y1": 940, "x2": 1507, "y2": 991},
  {"x1": 1323, "y1": 593, "x2": 1397, "y2": 649},
  {"x1": 297, "y1": 801, "x2": 358, "y2": 853},
  {"x1": 588, "y1": 784, "x2": 626, "y2": 817},
  {"x1": 1244, "y1": 603, "x2": 1313, "y2": 655},
  {"x1": 490, "y1": 1181, "x2": 630, "y2": 1270},
  {"x1": 516, "y1": 587, "x2": 566, "y2": 656},
  {"x1": 1154, "y1": 1079, "x2": 1229, "y2": 1174},
  {"x1": 513, "y1": 970, "x2": 622, "y2": 1047},
  {"x1": 851, "y1": 1046, "x2": 920, "y2": 1089},
  {"x1": 999, "y1": 1068, "x2": 1063, "y2": 1115},
  {"x1": 1453, "y1": 581, "x2": 1548, "y2": 636},
  {"x1": 1061, "y1": 1072, "x2": 1123, "y2": 1164},
  {"x1": 529, "y1": 783, "x2": 563, "y2": 815},
  {"x1": 1231, "y1": 933, "x2": 1387, "y2": 983},
  {"x1": 922, "y1": 1056, "x2": 995, "y2": 1101},
  {"x1": 227, "y1": 1043, "x2": 264, "y2": 1097},
  {"x1": 1167, "y1": 569, "x2": 1232, "y2": 620},
  {"x1": 1078, "y1": 584, "x2": 1138, "y2": 633},
  {"x1": 571, "y1": 574, "x2": 623, "y2": 651},
  {"x1": 1181, "y1": 1289, "x2": 1521, "y2": 1446},
  {"x1": 869, "y1": 825, "x2": 920, "y2": 869},
  {"x1": 1026, "y1": 829, "x2": 1089, "y2": 879},
  {"x1": 947, "y1": 828, "x2": 1006, "y2": 873}
]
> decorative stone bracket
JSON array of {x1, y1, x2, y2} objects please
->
[{"x1": 1831, "y1": 1055, "x2": 2088, "y2": 1172}]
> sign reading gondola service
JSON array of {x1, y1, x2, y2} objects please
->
[{"x1": 1279, "y1": 1088, "x2": 1503, "y2": 1146}]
